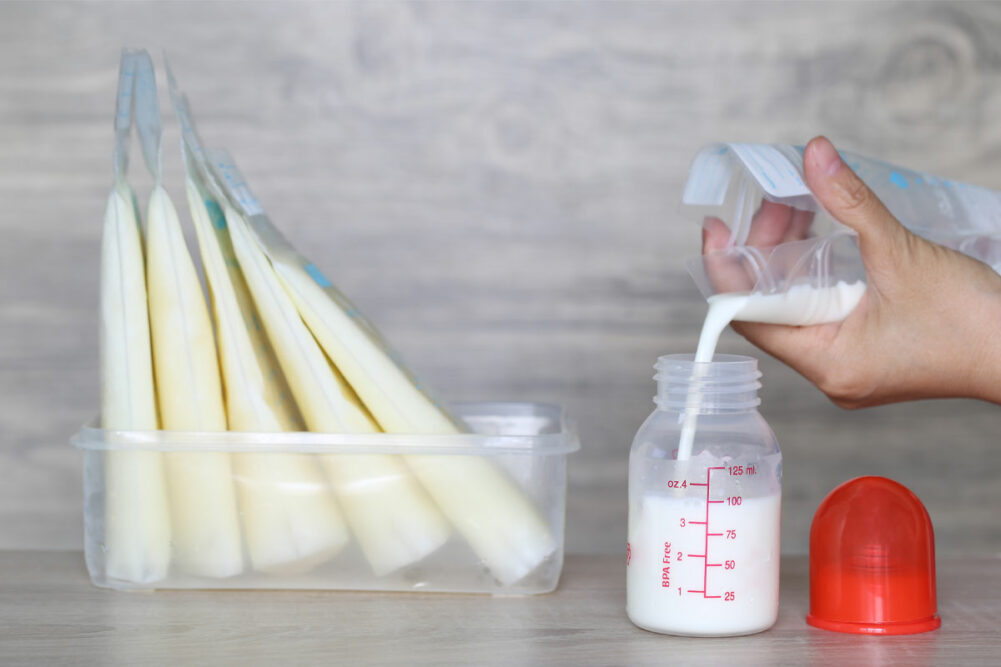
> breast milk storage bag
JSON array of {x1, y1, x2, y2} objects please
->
[{"x1": 684, "y1": 143, "x2": 1001, "y2": 319}]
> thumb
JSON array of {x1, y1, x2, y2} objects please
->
[{"x1": 803, "y1": 136, "x2": 908, "y2": 265}]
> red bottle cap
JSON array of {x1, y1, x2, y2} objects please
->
[{"x1": 806, "y1": 476, "x2": 940, "y2": 635}]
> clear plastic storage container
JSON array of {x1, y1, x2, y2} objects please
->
[
  {"x1": 627, "y1": 355, "x2": 782, "y2": 636},
  {"x1": 73, "y1": 401, "x2": 579, "y2": 594}
]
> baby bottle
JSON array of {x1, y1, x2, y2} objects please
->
[{"x1": 626, "y1": 354, "x2": 782, "y2": 637}]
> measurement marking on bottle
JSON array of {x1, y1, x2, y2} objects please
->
[{"x1": 694, "y1": 466, "x2": 726, "y2": 599}]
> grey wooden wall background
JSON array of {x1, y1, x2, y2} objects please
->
[{"x1": 2, "y1": 1, "x2": 1000, "y2": 557}]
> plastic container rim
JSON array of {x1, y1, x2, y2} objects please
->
[{"x1": 72, "y1": 401, "x2": 581, "y2": 456}]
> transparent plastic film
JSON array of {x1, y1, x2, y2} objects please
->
[
  {"x1": 682, "y1": 142, "x2": 1001, "y2": 319},
  {"x1": 99, "y1": 50, "x2": 171, "y2": 585},
  {"x1": 136, "y1": 57, "x2": 243, "y2": 578},
  {"x1": 111, "y1": 50, "x2": 136, "y2": 184},
  {"x1": 687, "y1": 234, "x2": 867, "y2": 325},
  {"x1": 956, "y1": 234, "x2": 1001, "y2": 274},
  {"x1": 210, "y1": 152, "x2": 558, "y2": 585},
  {"x1": 133, "y1": 52, "x2": 162, "y2": 185}
]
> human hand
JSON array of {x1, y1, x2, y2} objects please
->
[{"x1": 702, "y1": 136, "x2": 1001, "y2": 408}]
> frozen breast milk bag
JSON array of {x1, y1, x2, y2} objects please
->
[
  {"x1": 99, "y1": 50, "x2": 171, "y2": 584},
  {"x1": 147, "y1": 185, "x2": 244, "y2": 578},
  {"x1": 135, "y1": 56, "x2": 243, "y2": 578},
  {"x1": 225, "y1": 206, "x2": 450, "y2": 575},
  {"x1": 211, "y1": 152, "x2": 556, "y2": 585},
  {"x1": 185, "y1": 176, "x2": 350, "y2": 573}
]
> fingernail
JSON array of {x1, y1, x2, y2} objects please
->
[{"x1": 811, "y1": 137, "x2": 843, "y2": 177}]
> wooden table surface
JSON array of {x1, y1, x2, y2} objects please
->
[{"x1": 0, "y1": 552, "x2": 997, "y2": 666}]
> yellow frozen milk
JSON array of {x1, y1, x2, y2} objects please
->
[
  {"x1": 100, "y1": 182, "x2": 171, "y2": 584},
  {"x1": 146, "y1": 184, "x2": 243, "y2": 578}
]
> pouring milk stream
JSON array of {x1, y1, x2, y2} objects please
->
[{"x1": 677, "y1": 281, "x2": 866, "y2": 460}]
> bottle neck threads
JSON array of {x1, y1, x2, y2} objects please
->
[{"x1": 654, "y1": 354, "x2": 762, "y2": 414}]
